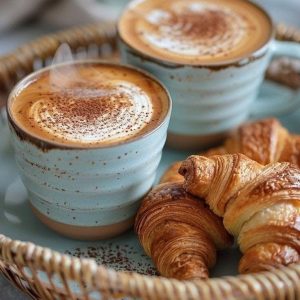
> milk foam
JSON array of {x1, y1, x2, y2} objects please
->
[
  {"x1": 28, "y1": 82, "x2": 152, "y2": 144},
  {"x1": 119, "y1": 0, "x2": 272, "y2": 64},
  {"x1": 143, "y1": 3, "x2": 246, "y2": 57},
  {"x1": 10, "y1": 63, "x2": 168, "y2": 147}
]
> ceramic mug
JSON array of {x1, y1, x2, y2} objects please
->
[
  {"x1": 7, "y1": 61, "x2": 172, "y2": 240},
  {"x1": 118, "y1": 2, "x2": 300, "y2": 150}
]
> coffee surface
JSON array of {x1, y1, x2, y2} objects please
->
[
  {"x1": 10, "y1": 63, "x2": 169, "y2": 147},
  {"x1": 119, "y1": 0, "x2": 272, "y2": 65}
]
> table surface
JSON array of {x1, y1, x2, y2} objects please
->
[{"x1": 1, "y1": 1, "x2": 300, "y2": 299}]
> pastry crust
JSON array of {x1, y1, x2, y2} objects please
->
[
  {"x1": 180, "y1": 154, "x2": 300, "y2": 273},
  {"x1": 179, "y1": 154, "x2": 262, "y2": 216}
]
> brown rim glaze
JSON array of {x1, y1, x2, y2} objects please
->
[
  {"x1": 7, "y1": 60, "x2": 172, "y2": 151},
  {"x1": 117, "y1": 0, "x2": 275, "y2": 69}
]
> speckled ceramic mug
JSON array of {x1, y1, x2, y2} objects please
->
[
  {"x1": 7, "y1": 61, "x2": 171, "y2": 240},
  {"x1": 118, "y1": 0, "x2": 300, "y2": 150}
]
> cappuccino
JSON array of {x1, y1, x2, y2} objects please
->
[
  {"x1": 8, "y1": 61, "x2": 171, "y2": 239},
  {"x1": 10, "y1": 62, "x2": 169, "y2": 147},
  {"x1": 119, "y1": 0, "x2": 272, "y2": 65}
]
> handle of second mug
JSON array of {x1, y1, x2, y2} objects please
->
[{"x1": 251, "y1": 40, "x2": 300, "y2": 118}]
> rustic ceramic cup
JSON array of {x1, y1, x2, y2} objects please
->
[
  {"x1": 7, "y1": 61, "x2": 171, "y2": 240},
  {"x1": 118, "y1": 1, "x2": 300, "y2": 150}
]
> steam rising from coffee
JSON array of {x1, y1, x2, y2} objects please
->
[
  {"x1": 12, "y1": 44, "x2": 161, "y2": 146},
  {"x1": 49, "y1": 43, "x2": 121, "y2": 99},
  {"x1": 49, "y1": 43, "x2": 81, "y2": 89}
]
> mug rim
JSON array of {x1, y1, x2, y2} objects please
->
[
  {"x1": 7, "y1": 60, "x2": 172, "y2": 150},
  {"x1": 117, "y1": 0, "x2": 275, "y2": 68}
]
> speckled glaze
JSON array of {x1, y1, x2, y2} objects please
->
[
  {"x1": 7, "y1": 62, "x2": 171, "y2": 240},
  {"x1": 120, "y1": 43, "x2": 270, "y2": 136},
  {"x1": 118, "y1": 2, "x2": 300, "y2": 150}
]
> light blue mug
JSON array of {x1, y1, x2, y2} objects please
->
[
  {"x1": 118, "y1": 0, "x2": 300, "y2": 150},
  {"x1": 7, "y1": 61, "x2": 172, "y2": 240}
]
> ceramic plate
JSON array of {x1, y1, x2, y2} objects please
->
[{"x1": 0, "y1": 79, "x2": 300, "y2": 278}]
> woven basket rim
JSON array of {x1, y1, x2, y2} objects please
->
[
  {"x1": 1, "y1": 21, "x2": 300, "y2": 299},
  {"x1": 1, "y1": 233, "x2": 300, "y2": 298}
]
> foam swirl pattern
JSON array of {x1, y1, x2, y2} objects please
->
[
  {"x1": 142, "y1": 4, "x2": 245, "y2": 57},
  {"x1": 28, "y1": 82, "x2": 152, "y2": 145},
  {"x1": 119, "y1": 0, "x2": 272, "y2": 64},
  {"x1": 11, "y1": 63, "x2": 167, "y2": 147}
]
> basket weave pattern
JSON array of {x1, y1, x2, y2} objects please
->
[{"x1": 0, "y1": 22, "x2": 300, "y2": 300}]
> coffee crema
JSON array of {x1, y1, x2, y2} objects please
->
[
  {"x1": 119, "y1": 0, "x2": 272, "y2": 65},
  {"x1": 10, "y1": 63, "x2": 169, "y2": 147}
]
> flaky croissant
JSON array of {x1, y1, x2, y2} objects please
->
[
  {"x1": 204, "y1": 118, "x2": 300, "y2": 167},
  {"x1": 179, "y1": 153, "x2": 300, "y2": 274},
  {"x1": 135, "y1": 182, "x2": 232, "y2": 280}
]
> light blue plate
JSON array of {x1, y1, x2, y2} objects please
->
[{"x1": 0, "y1": 79, "x2": 299, "y2": 278}]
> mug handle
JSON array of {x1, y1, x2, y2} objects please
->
[{"x1": 251, "y1": 40, "x2": 300, "y2": 118}]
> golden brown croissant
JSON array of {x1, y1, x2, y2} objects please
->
[
  {"x1": 135, "y1": 182, "x2": 233, "y2": 280},
  {"x1": 204, "y1": 118, "x2": 300, "y2": 167},
  {"x1": 179, "y1": 153, "x2": 300, "y2": 274}
]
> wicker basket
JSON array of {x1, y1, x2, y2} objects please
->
[{"x1": 1, "y1": 22, "x2": 300, "y2": 300}]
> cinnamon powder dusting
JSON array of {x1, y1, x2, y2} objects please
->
[
  {"x1": 161, "y1": 9, "x2": 228, "y2": 43},
  {"x1": 57, "y1": 92, "x2": 130, "y2": 122},
  {"x1": 39, "y1": 89, "x2": 134, "y2": 138},
  {"x1": 65, "y1": 243, "x2": 157, "y2": 275},
  {"x1": 10, "y1": 63, "x2": 169, "y2": 147},
  {"x1": 119, "y1": 0, "x2": 273, "y2": 64}
]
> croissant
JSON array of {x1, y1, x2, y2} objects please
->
[
  {"x1": 135, "y1": 182, "x2": 232, "y2": 280},
  {"x1": 204, "y1": 118, "x2": 300, "y2": 167},
  {"x1": 179, "y1": 153, "x2": 300, "y2": 273}
]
